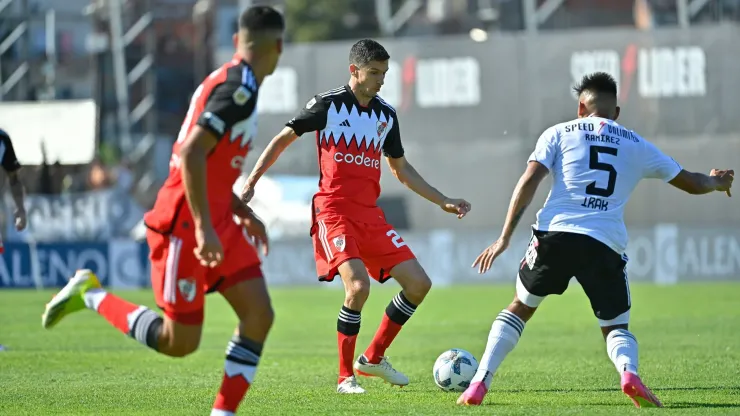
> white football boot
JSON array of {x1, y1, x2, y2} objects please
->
[
  {"x1": 354, "y1": 355, "x2": 409, "y2": 386},
  {"x1": 337, "y1": 375, "x2": 366, "y2": 394}
]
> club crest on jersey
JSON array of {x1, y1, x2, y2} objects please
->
[
  {"x1": 333, "y1": 235, "x2": 346, "y2": 252},
  {"x1": 376, "y1": 121, "x2": 388, "y2": 137},
  {"x1": 178, "y1": 277, "x2": 197, "y2": 302},
  {"x1": 525, "y1": 235, "x2": 539, "y2": 270}
]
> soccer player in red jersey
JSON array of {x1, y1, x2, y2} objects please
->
[
  {"x1": 242, "y1": 39, "x2": 472, "y2": 393},
  {"x1": 41, "y1": 7, "x2": 284, "y2": 415}
]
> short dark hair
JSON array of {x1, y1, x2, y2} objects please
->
[
  {"x1": 239, "y1": 5, "x2": 284, "y2": 32},
  {"x1": 349, "y1": 39, "x2": 390, "y2": 67},
  {"x1": 573, "y1": 72, "x2": 618, "y2": 98}
]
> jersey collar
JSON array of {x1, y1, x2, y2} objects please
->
[{"x1": 344, "y1": 84, "x2": 374, "y2": 109}]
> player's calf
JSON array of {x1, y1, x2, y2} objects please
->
[
  {"x1": 360, "y1": 260, "x2": 429, "y2": 375},
  {"x1": 460, "y1": 292, "x2": 535, "y2": 406},
  {"x1": 213, "y1": 275, "x2": 273, "y2": 413},
  {"x1": 42, "y1": 270, "x2": 202, "y2": 357},
  {"x1": 336, "y1": 260, "x2": 371, "y2": 385}
]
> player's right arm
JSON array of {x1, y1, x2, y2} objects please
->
[
  {"x1": 669, "y1": 170, "x2": 734, "y2": 196},
  {"x1": 181, "y1": 73, "x2": 257, "y2": 267},
  {"x1": 473, "y1": 127, "x2": 556, "y2": 274},
  {"x1": 241, "y1": 95, "x2": 329, "y2": 202},
  {"x1": 641, "y1": 140, "x2": 734, "y2": 196}
]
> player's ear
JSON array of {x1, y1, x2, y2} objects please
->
[
  {"x1": 232, "y1": 33, "x2": 238, "y2": 48},
  {"x1": 276, "y1": 38, "x2": 283, "y2": 54},
  {"x1": 613, "y1": 106, "x2": 621, "y2": 121},
  {"x1": 349, "y1": 63, "x2": 359, "y2": 78},
  {"x1": 577, "y1": 101, "x2": 588, "y2": 118}
]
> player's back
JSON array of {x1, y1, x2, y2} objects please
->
[
  {"x1": 532, "y1": 116, "x2": 681, "y2": 253},
  {"x1": 144, "y1": 56, "x2": 259, "y2": 236}
]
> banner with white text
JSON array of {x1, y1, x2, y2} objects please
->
[{"x1": 1, "y1": 225, "x2": 737, "y2": 289}]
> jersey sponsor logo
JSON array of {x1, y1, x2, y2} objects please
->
[
  {"x1": 305, "y1": 97, "x2": 317, "y2": 109},
  {"x1": 333, "y1": 151, "x2": 380, "y2": 169},
  {"x1": 203, "y1": 112, "x2": 226, "y2": 135},
  {"x1": 232, "y1": 85, "x2": 252, "y2": 106},
  {"x1": 333, "y1": 235, "x2": 346, "y2": 252},
  {"x1": 376, "y1": 121, "x2": 388, "y2": 137},
  {"x1": 178, "y1": 277, "x2": 197, "y2": 302}
]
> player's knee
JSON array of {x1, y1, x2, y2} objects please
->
[
  {"x1": 508, "y1": 297, "x2": 537, "y2": 322},
  {"x1": 158, "y1": 318, "x2": 202, "y2": 357},
  {"x1": 403, "y1": 273, "x2": 432, "y2": 304},
  {"x1": 161, "y1": 337, "x2": 200, "y2": 357},
  {"x1": 244, "y1": 303, "x2": 275, "y2": 336},
  {"x1": 600, "y1": 324, "x2": 629, "y2": 340},
  {"x1": 346, "y1": 278, "x2": 371, "y2": 301}
]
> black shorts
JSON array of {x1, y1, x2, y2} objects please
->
[{"x1": 518, "y1": 229, "x2": 630, "y2": 321}]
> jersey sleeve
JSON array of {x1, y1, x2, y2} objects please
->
[
  {"x1": 196, "y1": 72, "x2": 257, "y2": 138},
  {"x1": 286, "y1": 95, "x2": 330, "y2": 136},
  {"x1": 382, "y1": 115, "x2": 404, "y2": 158},
  {"x1": 528, "y1": 127, "x2": 559, "y2": 170},
  {"x1": 0, "y1": 131, "x2": 21, "y2": 173},
  {"x1": 641, "y1": 140, "x2": 682, "y2": 182}
]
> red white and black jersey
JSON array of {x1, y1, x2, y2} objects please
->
[
  {"x1": 0, "y1": 129, "x2": 21, "y2": 173},
  {"x1": 287, "y1": 85, "x2": 403, "y2": 224},
  {"x1": 144, "y1": 53, "x2": 260, "y2": 236}
]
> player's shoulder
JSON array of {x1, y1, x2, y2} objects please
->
[
  {"x1": 302, "y1": 86, "x2": 348, "y2": 111},
  {"x1": 315, "y1": 86, "x2": 350, "y2": 104},
  {"x1": 205, "y1": 59, "x2": 258, "y2": 92},
  {"x1": 373, "y1": 94, "x2": 397, "y2": 116},
  {"x1": 0, "y1": 128, "x2": 8, "y2": 139}
]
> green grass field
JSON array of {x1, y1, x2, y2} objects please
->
[{"x1": 1, "y1": 283, "x2": 739, "y2": 415}]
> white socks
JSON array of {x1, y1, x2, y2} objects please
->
[
  {"x1": 83, "y1": 288, "x2": 108, "y2": 311},
  {"x1": 471, "y1": 309, "x2": 525, "y2": 389},
  {"x1": 606, "y1": 328, "x2": 639, "y2": 375}
]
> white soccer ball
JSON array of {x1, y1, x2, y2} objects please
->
[{"x1": 433, "y1": 348, "x2": 478, "y2": 392}]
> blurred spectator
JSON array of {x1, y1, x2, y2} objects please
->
[{"x1": 87, "y1": 159, "x2": 113, "y2": 191}]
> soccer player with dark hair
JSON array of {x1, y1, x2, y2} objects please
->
[
  {"x1": 242, "y1": 38, "x2": 472, "y2": 393},
  {"x1": 458, "y1": 72, "x2": 734, "y2": 407},
  {"x1": 42, "y1": 6, "x2": 284, "y2": 415},
  {"x1": 0, "y1": 128, "x2": 27, "y2": 248}
]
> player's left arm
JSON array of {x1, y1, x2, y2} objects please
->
[
  {"x1": 383, "y1": 118, "x2": 471, "y2": 218},
  {"x1": 0, "y1": 132, "x2": 26, "y2": 231}
]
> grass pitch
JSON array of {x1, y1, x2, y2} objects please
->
[{"x1": 1, "y1": 282, "x2": 739, "y2": 415}]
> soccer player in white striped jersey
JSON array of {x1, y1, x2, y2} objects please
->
[{"x1": 458, "y1": 72, "x2": 734, "y2": 407}]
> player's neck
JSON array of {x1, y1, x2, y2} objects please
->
[
  {"x1": 347, "y1": 81, "x2": 373, "y2": 107},
  {"x1": 236, "y1": 49, "x2": 269, "y2": 85}
]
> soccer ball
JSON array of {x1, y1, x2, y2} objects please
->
[{"x1": 433, "y1": 348, "x2": 478, "y2": 392}]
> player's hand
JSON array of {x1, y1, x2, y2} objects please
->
[
  {"x1": 14, "y1": 208, "x2": 26, "y2": 231},
  {"x1": 710, "y1": 169, "x2": 734, "y2": 197},
  {"x1": 238, "y1": 212, "x2": 270, "y2": 256},
  {"x1": 440, "y1": 198, "x2": 471, "y2": 219},
  {"x1": 194, "y1": 225, "x2": 224, "y2": 268},
  {"x1": 472, "y1": 237, "x2": 510, "y2": 274},
  {"x1": 240, "y1": 183, "x2": 255, "y2": 204}
]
